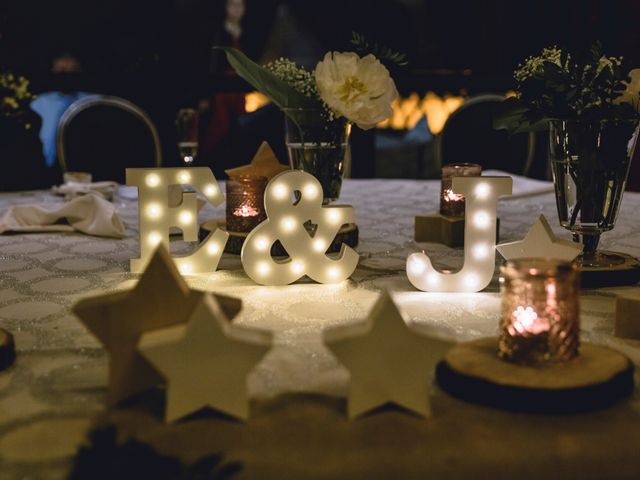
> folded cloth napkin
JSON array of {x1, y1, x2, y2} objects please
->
[
  {"x1": 52, "y1": 181, "x2": 119, "y2": 199},
  {"x1": 0, "y1": 193, "x2": 126, "y2": 238}
]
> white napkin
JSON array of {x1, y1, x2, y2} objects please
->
[
  {"x1": 0, "y1": 193, "x2": 126, "y2": 238},
  {"x1": 52, "y1": 181, "x2": 119, "y2": 199}
]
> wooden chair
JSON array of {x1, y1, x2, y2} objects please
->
[
  {"x1": 435, "y1": 94, "x2": 538, "y2": 177},
  {"x1": 56, "y1": 95, "x2": 162, "y2": 183}
]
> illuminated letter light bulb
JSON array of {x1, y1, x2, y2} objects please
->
[
  {"x1": 241, "y1": 170, "x2": 359, "y2": 285},
  {"x1": 127, "y1": 167, "x2": 228, "y2": 274},
  {"x1": 406, "y1": 176, "x2": 512, "y2": 292}
]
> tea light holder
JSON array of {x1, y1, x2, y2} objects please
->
[
  {"x1": 415, "y1": 163, "x2": 499, "y2": 247},
  {"x1": 435, "y1": 257, "x2": 634, "y2": 413},
  {"x1": 498, "y1": 259, "x2": 580, "y2": 364},
  {"x1": 440, "y1": 163, "x2": 481, "y2": 217},
  {"x1": 226, "y1": 175, "x2": 268, "y2": 233}
]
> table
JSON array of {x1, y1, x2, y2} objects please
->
[{"x1": 1, "y1": 177, "x2": 640, "y2": 479}]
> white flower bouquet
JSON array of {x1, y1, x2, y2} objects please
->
[{"x1": 219, "y1": 37, "x2": 401, "y2": 200}]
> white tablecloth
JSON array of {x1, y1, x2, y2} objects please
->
[{"x1": 1, "y1": 177, "x2": 640, "y2": 478}]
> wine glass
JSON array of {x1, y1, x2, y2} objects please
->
[{"x1": 176, "y1": 108, "x2": 199, "y2": 165}]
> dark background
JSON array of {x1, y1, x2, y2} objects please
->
[{"x1": 1, "y1": 0, "x2": 639, "y2": 182}]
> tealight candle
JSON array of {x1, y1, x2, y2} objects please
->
[
  {"x1": 440, "y1": 163, "x2": 482, "y2": 217},
  {"x1": 226, "y1": 175, "x2": 268, "y2": 232},
  {"x1": 498, "y1": 258, "x2": 580, "y2": 364}
]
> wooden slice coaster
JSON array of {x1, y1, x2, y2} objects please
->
[
  {"x1": 436, "y1": 337, "x2": 634, "y2": 413},
  {"x1": 199, "y1": 219, "x2": 359, "y2": 255},
  {"x1": 0, "y1": 328, "x2": 16, "y2": 371},
  {"x1": 578, "y1": 251, "x2": 640, "y2": 288}
]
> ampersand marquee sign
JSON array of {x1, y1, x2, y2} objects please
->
[
  {"x1": 127, "y1": 167, "x2": 228, "y2": 274},
  {"x1": 406, "y1": 176, "x2": 512, "y2": 293},
  {"x1": 241, "y1": 170, "x2": 359, "y2": 285}
]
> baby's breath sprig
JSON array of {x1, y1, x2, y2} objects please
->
[{"x1": 265, "y1": 58, "x2": 337, "y2": 122}]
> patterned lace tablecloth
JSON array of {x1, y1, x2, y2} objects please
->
[{"x1": 1, "y1": 177, "x2": 640, "y2": 479}]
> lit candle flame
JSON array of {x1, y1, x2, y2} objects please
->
[
  {"x1": 509, "y1": 306, "x2": 549, "y2": 335},
  {"x1": 443, "y1": 188, "x2": 464, "y2": 202},
  {"x1": 233, "y1": 205, "x2": 259, "y2": 217}
]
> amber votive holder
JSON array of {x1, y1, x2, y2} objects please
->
[
  {"x1": 226, "y1": 175, "x2": 268, "y2": 233},
  {"x1": 498, "y1": 258, "x2": 580, "y2": 365},
  {"x1": 439, "y1": 162, "x2": 482, "y2": 217}
]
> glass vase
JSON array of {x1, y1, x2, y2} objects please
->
[
  {"x1": 549, "y1": 119, "x2": 640, "y2": 267},
  {"x1": 283, "y1": 108, "x2": 350, "y2": 203}
]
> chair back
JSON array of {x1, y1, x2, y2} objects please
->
[
  {"x1": 435, "y1": 94, "x2": 536, "y2": 176},
  {"x1": 56, "y1": 95, "x2": 162, "y2": 183}
]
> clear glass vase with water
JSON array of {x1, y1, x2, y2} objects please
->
[
  {"x1": 284, "y1": 108, "x2": 350, "y2": 203},
  {"x1": 549, "y1": 119, "x2": 640, "y2": 266}
]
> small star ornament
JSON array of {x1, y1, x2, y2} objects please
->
[
  {"x1": 323, "y1": 291, "x2": 453, "y2": 419},
  {"x1": 225, "y1": 141, "x2": 289, "y2": 180},
  {"x1": 496, "y1": 214, "x2": 583, "y2": 262},
  {"x1": 138, "y1": 294, "x2": 272, "y2": 422},
  {"x1": 73, "y1": 246, "x2": 239, "y2": 406}
]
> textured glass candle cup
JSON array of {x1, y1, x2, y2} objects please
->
[
  {"x1": 226, "y1": 175, "x2": 268, "y2": 233},
  {"x1": 440, "y1": 163, "x2": 482, "y2": 217},
  {"x1": 498, "y1": 258, "x2": 580, "y2": 365}
]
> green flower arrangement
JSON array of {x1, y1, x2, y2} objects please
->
[{"x1": 495, "y1": 43, "x2": 640, "y2": 133}]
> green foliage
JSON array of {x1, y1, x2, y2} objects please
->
[
  {"x1": 350, "y1": 31, "x2": 408, "y2": 67},
  {"x1": 495, "y1": 43, "x2": 638, "y2": 133},
  {"x1": 216, "y1": 47, "x2": 319, "y2": 112},
  {"x1": 69, "y1": 424, "x2": 242, "y2": 480}
]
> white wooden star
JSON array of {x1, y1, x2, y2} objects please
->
[
  {"x1": 496, "y1": 214, "x2": 583, "y2": 262},
  {"x1": 323, "y1": 291, "x2": 453, "y2": 419},
  {"x1": 138, "y1": 294, "x2": 272, "y2": 422}
]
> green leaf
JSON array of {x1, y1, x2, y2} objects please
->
[{"x1": 215, "y1": 47, "x2": 318, "y2": 111}]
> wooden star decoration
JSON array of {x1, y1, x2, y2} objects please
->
[
  {"x1": 138, "y1": 293, "x2": 272, "y2": 422},
  {"x1": 496, "y1": 214, "x2": 583, "y2": 262},
  {"x1": 323, "y1": 291, "x2": 453, "y2": 419},
  {"x1": 73, "y1": 245, "x2": 241, "y2": 407},
  {"x1": 224, "y1": 141, "x2": 289, "y2": 180}
]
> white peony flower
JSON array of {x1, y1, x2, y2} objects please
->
[
  {"x1": 314, "y1": 52, "x2": 398, "y2": 130},
  {"x1": 615, "y1": 68, "x2": 640, "y2": 112}
]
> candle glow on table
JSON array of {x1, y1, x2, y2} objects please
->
[
  {"x1": 241, "y1": 170, "x2": 358, "y2": 285},
  {"x1": 498, "y1": 259, "x2": 580, "y2": 364},
  {"x1": 407, "y1": 176, "x2": 512, "y2": 292},
  {"x1": 440, "y1": 163, "x2": 482, "y2": 217},
  {"x1": 126, "y1": 167, "x2": 228, "y2": 274}
]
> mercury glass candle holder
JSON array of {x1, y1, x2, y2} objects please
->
[
  {"x1": 498, "y1": 258, "x2": 580, "y2": 364},
  {"x1": 440, "y1": 162, "x2": 482, "y2": 217},
  {"x1": 226, "y1": 175, "x2": 268, "y2": 233}
]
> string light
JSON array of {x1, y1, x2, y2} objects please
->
[
  {"x1": 303, "y1": 184, "x2": 318, "y2": 199},
  {"x1": 204, "y1": 184, "x2": 218, "y2": 197},
  {"x1": 312, "y1": 239, "x2": 327, "y2": 252},
  {"x1": 473, "y1": 211, "x2": 491, "y2": 229},
  {"x1": 281, "y1": 216, "x2": 295, "y2": 232},
  {"x1": 291, "y1": 261, "x2": 305, "y2": 274},
  {"x1": 146, "y1": 174, "x2": 160, "y2": 187},
  {"x1": 207, "y1": 242, "x2": 221, "y2": 256},
  {"x1": 255, "y1": 237, "x2": 269, "y2": 251},
  {"x1": 147, "y1": 231, "x2": 162, "y2": 246},
  {"x1": 179, "y1": 211, "x2": 193, "y2": 225},
  {"x1": 177, "y1": 171, "x2": 191, "y2": 184},
  {"x1": 326, "y1": 210, "x2": 342, "y2": 225},
  {"x1": 146, "y1": 203, "x2": 162, "y2": 219},
  {"x1": 273, "y1": 184, "x2": 288, "y2": 199},
  {"x1": 257, "y1": 261, "x2": 270, "y2": 276},
  {"x1": 475, "y1": 182, "x2": 490, "y2": 199}
]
